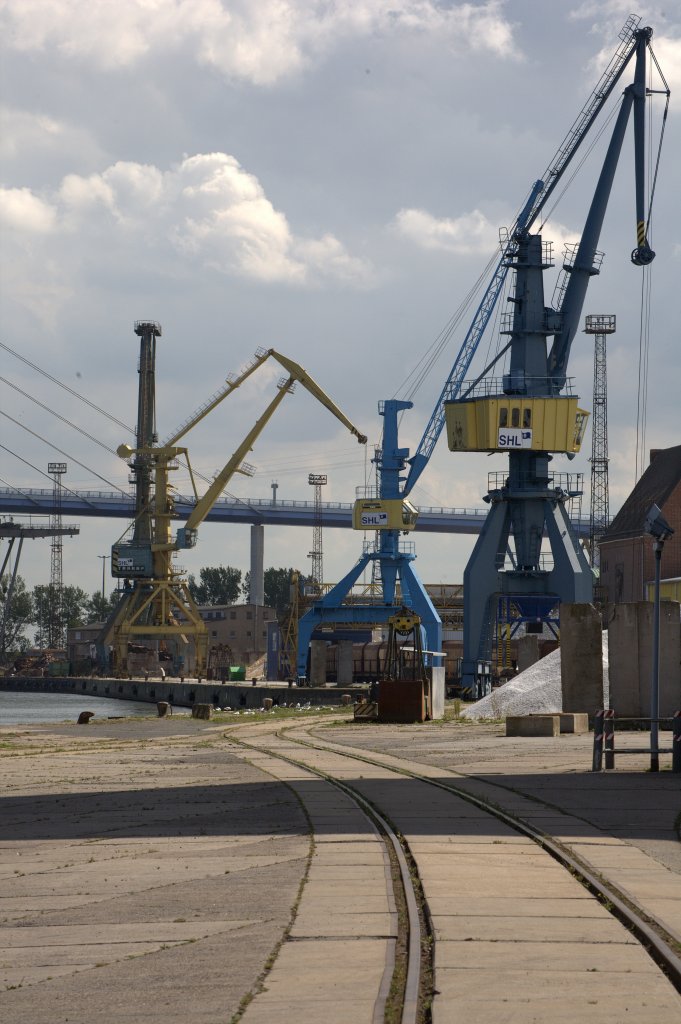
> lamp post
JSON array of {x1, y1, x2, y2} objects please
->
[
  {"x1": 644, "y1": 504, "x2": 674, "y2": 772},
  {"x1": 98, "y1": 554, "x2": 110, "y2": 600}
]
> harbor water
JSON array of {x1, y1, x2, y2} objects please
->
[{"x1": 0, "y1": 690, "x2": 173, "y2": 727}]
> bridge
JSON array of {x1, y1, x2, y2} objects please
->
[{"x1": 0, "y1": 487, "x2": 590, "y2": 537}]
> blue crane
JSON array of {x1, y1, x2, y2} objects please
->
[{"x1": 297, "y1": 15, "x2": 669, "y2": 690}]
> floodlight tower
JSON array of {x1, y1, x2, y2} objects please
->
[
  {"x1": 585, "y1": 315, "x2": 615, "y2": 569},
  {"x1": 47, "y1": 461, "x2": 67, "y2": 648},
  {"x1": 308, "y1": 473, "x2": 327, "y2": 593}
]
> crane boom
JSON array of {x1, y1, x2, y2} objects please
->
[
  {"x1": 175, "y1": 352, "x2": 366, "y2": 547},
  {"x1": 403, "y1": 13, "x2": 644, "y2": 498}
]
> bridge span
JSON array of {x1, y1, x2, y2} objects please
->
[{"x1": 0, "y1": 487, "x2": 589, "y2": 537}]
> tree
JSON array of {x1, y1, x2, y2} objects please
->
[
  {"x1": 0, "y1": 574, "x2": 33, "y2": 659},
  {"x1": 32, "y1": 584, "x2": 89, "y2": 647},
  {"x1": 242, "y1": 567, "x2": 299, "y2": 620},
  {"x1": 84, "y1": 591, "x2": 121, "y2": 625},
  {"x1": 187, "y1": 566, "x2": 242, "y2": 606}
]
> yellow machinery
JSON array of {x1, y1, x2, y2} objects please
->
[
  {"x1": 105, "y1": 338, "x2": 366, "y2": 678},
  {"x1": 352, "y1": 497, "x2": 418, "y2": 531},
  {"x1": 445, "y1": 395, "x2": 589, "y2": 454}
]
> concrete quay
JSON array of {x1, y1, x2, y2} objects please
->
[
  {"x1": 1, "y1": 714, "x2": 680, "y2": 1023},
  {"x1": 0, "y1": 674, "x2": 368, "y2": 711}
]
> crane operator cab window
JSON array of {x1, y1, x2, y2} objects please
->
[
  {"x1": 499, "y1": 408, "x2": 508, "y2": 428},
  {"x1": 511, "y1": 407, "x2": 520, "y2": 428}
]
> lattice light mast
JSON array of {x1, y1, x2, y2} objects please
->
[
  {"x1": 47, "y1": 461, "x2": 67, "y2": 648},
  {"x1": 585, "y1": 315, "x2": 615, "y2": 568},
  {"x1": 308, "y1": 473, "x2": 327, "y2": 593}
]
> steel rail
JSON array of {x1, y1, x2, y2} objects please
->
[
  {"x1": 280, "y1": 724, "x2": 681, "y2": 996},
  {"x1": 228, "y1": 727, "x2": 423, "y2": 1024}
]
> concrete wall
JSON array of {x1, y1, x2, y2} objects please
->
[
  {"x1": 608, "y1": 601, "x2": 681, "y2": 717},
  {"x1": 560, "y1": 603, "x2": 604, "y2": 714}
]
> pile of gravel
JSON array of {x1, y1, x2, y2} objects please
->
[{"x1": 461, "y1": 633, "x2": 609, "y2": 719}]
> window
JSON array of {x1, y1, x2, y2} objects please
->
[
  {"x1": 229, "y1": 630, "x2": 236, "y2": 638},
  {"x1": 499, "y1": 408, "x2": 508, "y2": 428},
  {"x1": 523, "y1": 408, "x2": 532, "y2": 428},
  {"x1": 211, "y1": 630, "x2": 217, "y2": 637},
  {"x1": 511, "y1": 407, "x2": 520, "y2": 428},
  {"x1": 246, "y1": 611, "x2": 253, "y2": 620},
  {"x1": 230, "y1": 611, "x2": 236, "y2": 620},
  {"x1": 246, "y1": 630, "x2": 252, "y2": 637}
]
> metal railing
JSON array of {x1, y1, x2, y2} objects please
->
[{"x1": 592, "y1": 710, "x2": 681, "y2": 772}]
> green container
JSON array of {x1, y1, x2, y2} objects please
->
[{"x1": 229, "y1": 665, "x2": 246, "y2": 681}]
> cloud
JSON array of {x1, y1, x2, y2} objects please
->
[
  {"x1": 0, "y1": 186, "x2": 56, "y2": 232},
  {"x1": 0, "y1": 1, "x2": 520, "y2": 83},
  {"x1": 393, "y1": 207, "x2": 500, "y2": 254},
  {"x1": 393, "y1": 205, "x2": 580, "y2": 259},
  {"x1": 1, "y1": 151, "x2": 374, "y2": 288}
]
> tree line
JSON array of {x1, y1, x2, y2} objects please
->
[{"x1": 1, "y1": 565, "x2": 298, "y2": 658}]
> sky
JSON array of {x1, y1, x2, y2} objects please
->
[{"x1": 1, "y1": 0, "x2": 679, "y2": 601}]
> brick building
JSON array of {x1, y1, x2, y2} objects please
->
[
  {"x1": 600, "y1": 446, "x2": 681, "y2": 604},
  {"x1": 198, "y1": 603, "x2": 277, "y2": 667}
]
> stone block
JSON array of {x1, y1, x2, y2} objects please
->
[
  {"x1": 506, "y1": 715, "x2": 559, "y2": 737},
  {"x1": 560, "y1": 604, "x2": 604, "y2": 714},
  {"x1": 309, "y1": 639, "x2": 327, "y2": 687},
  {"x1": 558, "y1": 712, "x2": 589, "y2": 734}
]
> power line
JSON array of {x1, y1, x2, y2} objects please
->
[
  {"x1": 0, "y1": 412, "x2": 128, "y2": 494},
  {"x1": 0, "y1": 376, "x2": 118, "y2": 455},
  {"x1": 0, "y1": 340, "x2": 134, "y2": 434}
]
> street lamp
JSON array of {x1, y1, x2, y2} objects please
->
[
  {"x1": 643, "y1": 503, "x2": 675, "y2": 772},
  {"x1": 98, "y1": 554, "x2": 110, "y2": 600}
]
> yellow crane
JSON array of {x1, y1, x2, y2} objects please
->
[{"x1": 104, "y1": 347, "x2": 366, "y2": 678}]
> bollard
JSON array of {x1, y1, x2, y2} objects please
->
[
  {"x1": 341, "y1": 694, "x2": 352, "y2": 706},
  {"x1": 191, "y1": 703, "x2": 212, "y2": 720},
  {"x1": 157, "y1": 701, "x2": 171, "y2": 717},
  {"x1": 592, "y1": 710, "x2": 604, "y2": 771},
  {"x1": 673, "y1": 712, "x2": 681, "y2": 774},
  {"x1": 604, "y1": 709, "x2": 615, "y2": 770},
  {"x1": 263, "y1": 698, "x2": 273, "y2": 711}
]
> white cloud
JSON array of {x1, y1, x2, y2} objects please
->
[
  {"x1": 394, "y1": 207, "x2": 500, "y2": 254},
  {"x1": 393, "y1": 205, "x2": 580, "y2": 259},
  {"x1": 0, "y1": 1, "x2": 520, "y2": 83},
  {"x1": 0, "y1": 186, "x2": 56, "y2": 232},
  {"x1": 1, "y1": 151, "x2": 374, "y2": 287}
]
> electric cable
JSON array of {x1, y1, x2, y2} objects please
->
[
  {"x1": 0, "y1": 377, "x2": 118, "y2": 455},
  {"x1": 0, "y1": 340, "x2": 134, "y2": 434},
  {"x1": 0, "y1": 412, "x2": 128, "y2": 494}
]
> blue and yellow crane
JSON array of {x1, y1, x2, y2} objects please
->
[{"x1": 298, "y1": 14, "x2": 669, "y2": 694}]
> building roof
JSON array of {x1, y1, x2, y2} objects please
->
[{"x1": 602, "y1": 445, "x2": 681, "y2": 542}]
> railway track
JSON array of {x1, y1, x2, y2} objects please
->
[{"x1": 225, "y1": 717, "x2": 681, "y2": 1024}]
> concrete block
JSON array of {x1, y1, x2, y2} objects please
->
[
  {"x1": 506, "y1": 715, "x2": 559, "y2": 737},
  {"x1": 558, "y1": 713, "x2": 589, "y2": 734},
  {"x1": 609, "y1": 601, "x2": 681, "y2": 717},
  {"x1": 517, "y1": 635, "x2": 540, "y2": 673},
  {"x1": 309, "y1": 640, "x2": 327, "y2": 687},
  {"x1": 430, "y1": 666, "x2": 445, "y2": 720},
  {"x1": 336, "y1": 640, "x2": 354, "y2": 686},
  {"x1": 560, "y1": 603, "x2": 604, "y2": 714}
]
